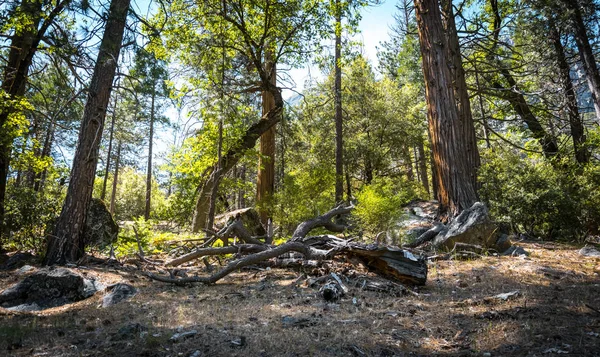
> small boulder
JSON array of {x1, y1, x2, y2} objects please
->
[
  {"x1": 0, "y1": 252, "x2": 36, "y2": 270},
  {"x1": 113, "y1": 323, "x2": 147, "y2": 341},
  {"x1": 102, "y1": 283, "x2": 137, "y2": 307},
  {"x1": 214, "y1": 207, "x2": 266, "y2": 236},
  {"x1": 0, "y1": 268, "x2": 103, "y2": 311},
  {"x1": 501, "y1": 246, "x2": 529, "y2": 257},
  {"x1": 433, "y1": 202, "x2": 498, "y2": 251},
  {"x1": 85, "y1": 198, "x2": 119, "y2": 249},
  {"x1": 579, "y1": 246, "x2": 600, "y2": 258},
  {"x1": 494, "y1": 234, "x2": 513, "y2": 253}
]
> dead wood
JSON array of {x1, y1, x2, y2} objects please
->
[
  {"x1": 166, "y1": 244, "x2": 269, "y2": 267},
  {"x1": 291, "y1": 204, "x2": 353, "y2": 241},
  {"x1": 148, "y1": 242, "x2": 332, "y2": 285},
  {"x1": 150, "y1": 205, "x2": 427, "y2": 286}
]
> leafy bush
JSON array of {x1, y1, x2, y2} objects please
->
[
  {"x1": 354, "y1": 176, "x2": 423, "y2": 236},
  {"x1": 479, "y1": 148, "x2": 599, "y2": 240}
]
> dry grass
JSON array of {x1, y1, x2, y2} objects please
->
[{"x1": 1, "y1": 241, "x2": 600, "y2": 357}]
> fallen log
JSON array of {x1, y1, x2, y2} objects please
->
[
  {"x1": 149, "y1": 205, "x2": 427, "y2": 286},
  {"x1": 345, "y1": 244, "x2": 427, "y2": 285}
]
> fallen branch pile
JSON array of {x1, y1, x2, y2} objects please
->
[{"x1": 147, "y1": 205, "x2": 427, "y2": 286}]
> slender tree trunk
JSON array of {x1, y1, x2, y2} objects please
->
[
  {"x1": 44, "y1": 0, "x2": 130, "y2": 265},
  {"x1": 206, "y1": 118, "x2": 223, "y2": 231},
  {"x1": 414, "y1": 0, "x2": 478, "y2": 217},
  {"x1": 345, "y1": 162, "x2": 352, "y2": 201},
  {"x1": 257, "y1": 52, "x2": 277, "y2": 225},
  {"x1": 334, "y1": 0, "x2": 344, "y2": 203},
  {"x1": 403, "y1": 145, "x2": 415, "y2": 181},
  {"x1": 110, "y1": 141, "x2": 121, "y2": 215},
  {"x1": 440, "y1": 0, "x2": 480, "y2": 188},
  {"x1": 144, "y1": 88, "x2": 155, "y2": 220},
  {"x1": 550, "y1": 23, "x2": 588, "y2": 163},
  {"x1": 563, "y1": 0, "x2": 600, "y2": 120},
  {"x1": 238, "y1": 165, "x2": 246, "y2": 209},
  {"x1": 0, "y1": 0, "x2": 70, "y2": 240},
  {"x1": 417, "y1": 138, "x2": 430, "y2": 196},
  {"x1": 101, "y1": 95, "x2": 118, "y2": 201}
]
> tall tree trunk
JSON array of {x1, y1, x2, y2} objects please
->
[
  {"x1": 110, "y1": 141, "x2": 121, "y2": 215},
  {"x1": 44, "y1": 0, "x2": 130, "y2": 265},
  {"x1": 0, "y1": 0, "x2": 70, "y2": 240},
  {"x1": 440, "y1": 0, "x2": 480, "y2": 188},
  {"x1": 414, "y1": 0, "x2": 478, "y2": 217},
  {"x1": 144, "y1": 88, "x2": 155, "y2": 220},
  {"x1": 334, "y1": 0, "x2": 344, "y2": 203},
  {"x1": 563, "y1": 0, "x2": 600, "y2": 120},
  {"x1": 417, "y1": 138, "x2": 430, "y2": 196},
  {"x1": 237, "y1": 165, "x2": 246, "y2": 209},
  {"x1": 257, "y1": 52, "x2": 276, "y2": 225},
  {"x1": 549, "y1": 23, "x2": 588, "y2": 163},
  {"x1": 101, "y1": 95, "x2": 118, "y2": 201}
]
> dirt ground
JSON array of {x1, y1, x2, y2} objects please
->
[{"x1": 1, "y1": 241, "x2": 599, "y2": 357}]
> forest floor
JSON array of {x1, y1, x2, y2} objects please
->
[{"x1": 1, "y1": 240, "x2": 600, "y2": 357}]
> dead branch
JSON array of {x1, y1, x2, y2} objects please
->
[
  {"x1": 166, "y1": 244, "x2": 269, "y2": 267},
  {"x1": 149, "y1": 241, "x2": 332, "y2": 285},
  {"x1": 291, "y1": 204, "x2": 354, "y2": 241}
]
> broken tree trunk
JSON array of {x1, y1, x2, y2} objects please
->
[{"x1": 150, "y1": 205, "x2": 427, "y2": 286}]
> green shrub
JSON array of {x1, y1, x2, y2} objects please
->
[
  {"x1": 354, "y1": 176, "x2": 423, "y2": 236},
  {"x1": 479, "y1": 148, "x2": 598, "y2": 240}
]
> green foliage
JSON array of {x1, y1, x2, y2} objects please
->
[
  {"x1": 354, "y1": 177, "x2": 422, "y2": 235},
  {"x1": 94, "y1": 167, "x2": 168, "y2": 221},
  {"x1": 4, "y1": 167, "x2": 68, "y2": 252},
  {"x1": 479, "y1": 147, "x2": 600, "y2": 240}
]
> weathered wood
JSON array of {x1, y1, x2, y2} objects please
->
[
  {"x1": 345, "y1": 244, "x2": 427, "y2": 286},
  {"x1": 291, "y1": 204, "x2": 353, "y2": 241}
]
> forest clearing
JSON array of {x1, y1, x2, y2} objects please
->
[{"x1": 1, "y1": 240, "x2": 600, "y2": 356}]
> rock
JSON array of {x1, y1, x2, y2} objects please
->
[
  {"x1": 16, "y1": 265, "x2": 36, "y2": 275},
  {"x1": 579, "y1": 246, "x2": 600, "y2": 258},
  {"x1": 214, "y1": 207, "x2": 266, "y2": 236},
  {"x1": 85, "y1": 198, "x2": 119, "y2": 249},
  {"x1": 501, "y1": 246, "x2": 529, "y2": 257},
  {"x1": 433, "y1": 202, "x2": 498, "y2": 251},
  {"x1": 0, "y1": 268, "x2": 103, "y2": 311},
  {"x1": 189, "y1": 351, "x2": 202, "y2": 357},
  {"x1": 494, "y1": 234, "x2": 513, "y2": 253},
  {"x1": 169, "y1": 329, "x2": 198, "y2": 342},
  {"x1": 113, "y1": 323, "x2": 147, "y2": 341},
  {"x1": 0, "y1": 252, "x2": 35, "y2": 270},
  {"x1": 102, "y1": 283, "x2": 137, "y2": 307}
]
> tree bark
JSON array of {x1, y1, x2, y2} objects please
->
[
  {"x1": 563, "y1": 0, "x2": 600, "y2": 120},
  {"x1": 144, "y1": 87, "x2": 155, "y2": 220},
  {"x1": 257, "y1": 52, "x2": 277, "y2": 225},
  {"x1": 549, "y1": 23, "x2": 588, "y2": 163},
  {"x1": 44, "y1": 0, "x2": 130, "y2": 265},
  {"x1": 334, "y1": 0, "x2": 344, "y2": 203},
  {"x1": 110, "y1": 141, "x2": 121, "y2": 215},
  {"x1": 101, "y1": 95, "x2": 118, "y2": 201},
  {"x1": 414, "y1": 0, "x2": 478, "y2": 217},
  {"x1": 440, "y1": 0, "x2": 480, "y2": 188},
  {"x1": 417, "y1": 138, "x2": 430, "y2": 196}
]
